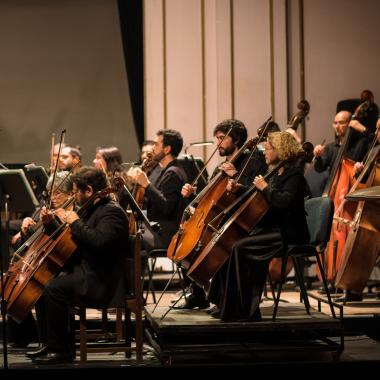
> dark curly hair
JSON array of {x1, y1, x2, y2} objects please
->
[{"x1": 213, "y1": 119, "x2": 248, "y2": 148}]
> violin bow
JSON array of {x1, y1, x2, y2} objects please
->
[
  {"x1": 189, "y1": 126, "x2": 233, "y2": 188},
  {"x1": 47, "y1": 129, "x2": 66, "y2": 210},
  {"x1": 234, "y1": 116, "x2": 272, "y2": 183}
]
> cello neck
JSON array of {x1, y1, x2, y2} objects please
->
[{"x1": 191, "y1": 138, "x2": 255, "y2": 204}]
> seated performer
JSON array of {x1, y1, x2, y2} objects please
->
[
  {"x1": 128, "y1": 129, "x2": 187, "y2": 252},
  {"x1": 7, "y1": 171, "x2": 74, "y2": 350},
  {"x1": 207, "y1": 131, "x2": 310, "y2": 322},
  {"x1": 29, "y1": 167, "x2": 129, "y2": 364},
  {"x1": 179, "y1": 119, "x2": 268, "y2": 309}
]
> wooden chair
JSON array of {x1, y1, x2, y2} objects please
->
[{"x1": 75, "y1": 233, "x2": 144, "y2": 362}]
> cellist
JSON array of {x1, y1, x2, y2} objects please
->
[
  {"x1": 29, "y1": 167, "x2": 129, "y2": 365},
  {"x1": 177, "y1": 119, "x2": 268, "y2": 310},
  {"x1": 7, "y1": 171, "x2": 74, "y2": 350},
  {"x1": 207, "y1": 131, "x2": 310, "y2": 322}
]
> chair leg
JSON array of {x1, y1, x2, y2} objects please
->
[
  {"x1": 292, "y1": 256, "x2": 311, "y2": 315},
  {"x1": 134, "y1": 303, "x2": 143, "y2": 362},
  {"x1": 79, "y1": 306, "x2": 87, "y2": 362},
  {"x1": 272, "y1": 253, "x2": 289, "y2": 321},
  {"x1": 145, "y1": 257, "x2": 157, "y2": 303},
  {"x1": 315, "y1": 252, "x2": 336, "y2": 319},
  {"x1": 267, "y1": 273, "x2": 276, "y2": 300}
]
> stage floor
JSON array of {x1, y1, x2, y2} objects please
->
[{"x1": 1, "y1": 289, "x2": 380, "y2": 372}]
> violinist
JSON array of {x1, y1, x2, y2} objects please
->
[
  {"x1": 207, "y1": 131, "x2": 310, "y2": 322},
  {"x1": 127, "y1": 129, "x2": 187, "y2": 252},
  {"x1": 93, "y1": 146, "x2": 123, "y2": 177},
  {"x1": 139, "y1": 140, "x2": 161, "y2": 185},
  {"x1": 178, "y1": 119, "x2": 267, "y2": 310},
  {"x1": 48, "y1": 142, "x2": 66, "y2": 174},
  {"x1": 58, "y1": 145, "x2": 82, "y2": 173},
  {"x1": 8, "y1": 171, "x2": 74, "y2": 350},
  {"x1": 30, "y1": 167, "x2": 129, "y2": 364}
]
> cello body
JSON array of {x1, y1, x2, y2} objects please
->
[
  {"x1": 187, "y1": 191, "x2": 269, "y2": 286},
  {"x1": 167, "y1": 138, "x2": 255, "y2": 268},
  {"x1": 4, "y1": 226, "x2": 77, "y2": 323}
]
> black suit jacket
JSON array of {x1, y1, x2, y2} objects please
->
[{"x1": 68, "y1": 198, "x2": 129, "y2": 306}]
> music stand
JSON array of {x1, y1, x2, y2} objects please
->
[
  {"x1": 119, "y1": 182, "x2": 160, "y2": 235},
  {"x1": 23, "y1": 164, "x2": 48, "y2": 201},
  {"x1": 0, "y1": 169, "x2": 39, "y2": 369},
  {"x1": 178, "y1": 155, "x2": 209, "y2": 192}
]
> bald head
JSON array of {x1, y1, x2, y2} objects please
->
[{"x1": 333, "y1": 111, "x2": 351, "y2": 139}]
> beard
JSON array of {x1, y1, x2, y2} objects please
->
[
  {"x1": 153, "y1": 151, "x2": 165, "y2": 162},
  {"x1": 218, "y1": 144, "x2": 236, "y2": 157}
]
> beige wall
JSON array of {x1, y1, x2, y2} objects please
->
[
  {"x1": 144, "y1": 0, "x2": 380, "y2": 168},
  {"x1": 0, "y1": 0, "x2": 138, "y2": 166}
]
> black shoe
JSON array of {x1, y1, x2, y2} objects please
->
[
  {"x1": 32, "y1": 351, "x2": 73, "y2": 365},
  {"x1": 7, "y1": 341, "x2": 31, "y2": 349},
  {"x1": 206, "y1": 305, "x2": 220, "y2": 315},
  {"x1": 173, "y1": 294, "x2": 210, "y2": 310},
  {"x1": 170, "y1": 291, "x2": 191, "y2": 304},
  {"x1": 335, "y1": 290, "x2": 363, "y2": 303},
  {"x1": 318, "y1": 284, "x2": 343, "y2": 294},
  {"x1": 26, "y1": 345, "x2": 48, "y2": 359},
  {"x1": 210, "y1": 308, "x2": 221, "y2": 319}
]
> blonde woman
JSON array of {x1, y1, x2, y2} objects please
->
[{"x1": 208, "y1": 131, "x2": 310, "y2": 322}]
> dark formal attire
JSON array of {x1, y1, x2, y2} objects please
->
[
  {"x1": 180, "y1": 150, "x2": 268, "y2": 308},
  {"x1": 208, "y1": 165, "x2": 310, "y2": 322},
  {"x1": 142, "y1": 159, "x2": 187, "y2": 251},
  {"x1": 42, "y1": 197, "x2": 129, "y2": 356}
]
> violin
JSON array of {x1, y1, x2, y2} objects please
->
[{"x1": 126, "y1": 151, "x2": 154, "y2": 234}]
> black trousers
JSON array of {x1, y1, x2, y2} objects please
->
[{"x1": 208, "y1": 232, "x2": 283, "y2": 321}]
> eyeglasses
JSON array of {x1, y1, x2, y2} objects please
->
[{"x1": 48, "y1": 190, "x2": 66, "y2": 197}]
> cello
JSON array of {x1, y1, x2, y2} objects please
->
[
  {"x1": 167, "y1": 136, "x2": 257, "y2": 269},
  {"x1": 186, "y1": 144, "x2": 313, "y2": 286},
  {"x1": 321, "y1": 100, "x2": 372, "y2": 282},
  {"x1": 3, "y1": 181, "x2": 122, "y2": 323}
]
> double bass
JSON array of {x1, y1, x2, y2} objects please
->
[
  {"x1": 321, "y1": 100, "x2": 372, "y2": 282},
  {"x1": 3, "y1": 182, "x2": 121, "y2": 323},
  {"x1": 335, "y1": 139, "x2": 380, "y2": 293}
]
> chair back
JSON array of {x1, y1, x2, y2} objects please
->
[{"x1": 304, "y1": 196, "x2": 334, "y2": 247}]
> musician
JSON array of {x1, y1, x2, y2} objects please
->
[
  {"x1": 8, "y1": 171, "x2": 74, "y2": 350},
  {"x1": 58, "y1": 145, "x2": 82, "y2": 173},
  {"x1": 30, "y1": 167, "x2": 129, "y2": 364},
  {"x1": 178, "y1": 119, "x2": 268, "y2": 310},
  {"x1": 334, "y1": 121, "x2": 380, "y2": 302},
  {"x1": 93, "y1": 146, "x2": 123, "y2": 177},
  {"x1": 139, "y1": 140, "x2": 162, "y2": 186},
  {"x1": 127, "y1": 129, "x2": 187, "y2": 252},
  {"x1": 48, "y1": 142, "x2": 67, "y2": 174},
  {"x1": 207, "y1": 131, "x2": 310, "y2": 322}
]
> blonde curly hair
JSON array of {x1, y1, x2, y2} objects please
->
[{"x1": 266, "y1": 131, "x2": 303, "y2": 161}]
